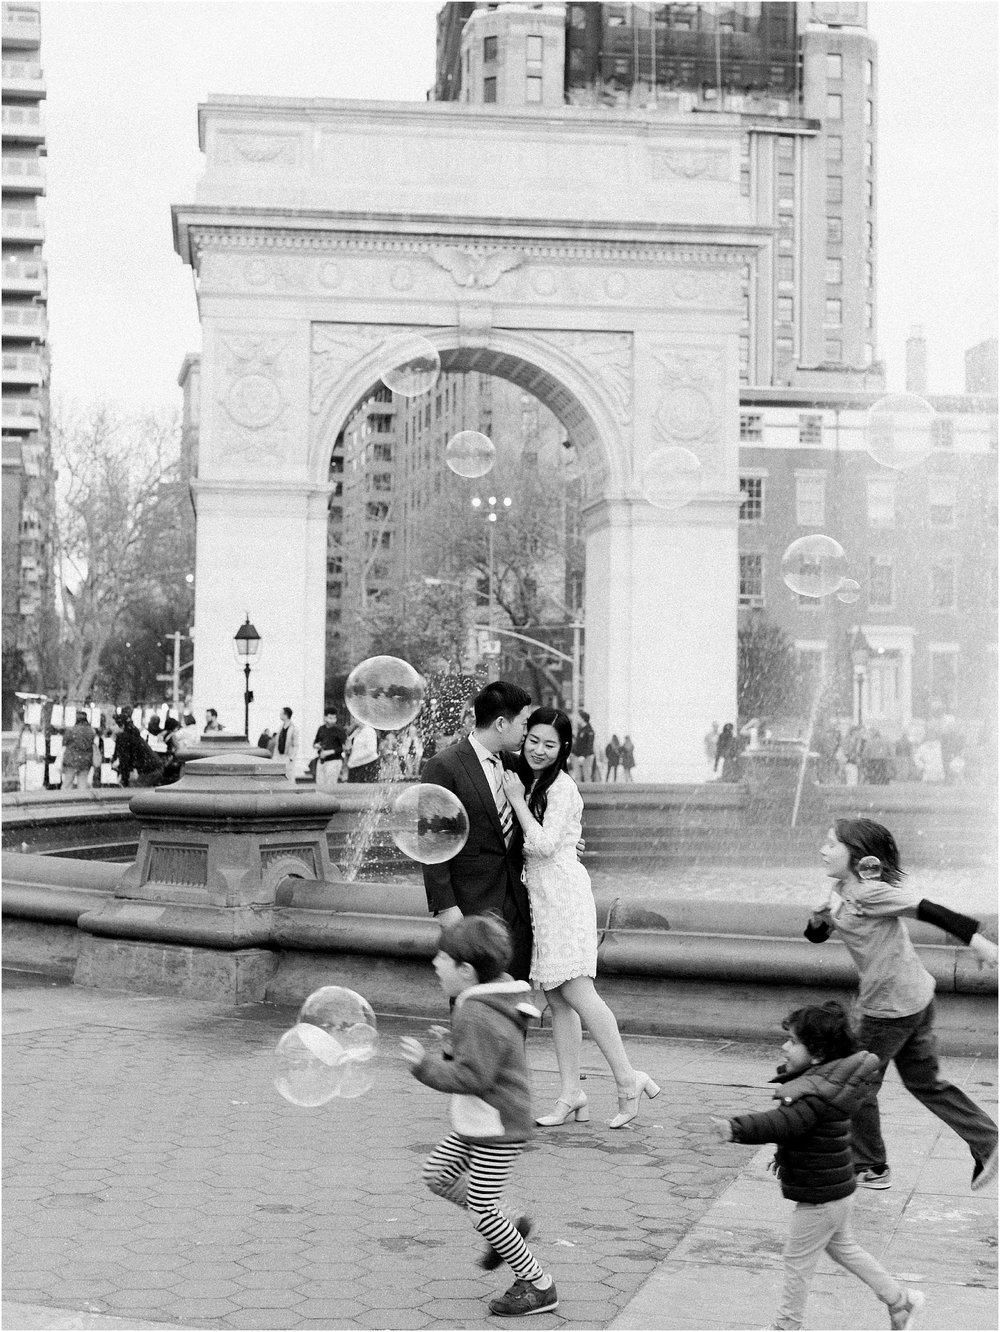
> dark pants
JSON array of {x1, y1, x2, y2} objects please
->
[
  {"x1": 502, "y1": 891, "x2": 533, "y2": 984},
  {"x1": 347, "y1": 760, "x2": 380, "y2": 783},
  {"x1": 852, "y1": 1001, "x2": 998, "y2": 1170}
]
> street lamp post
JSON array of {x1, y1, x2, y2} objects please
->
[
  {"x1": 471, "y1": 494, "x2": 511, "y2": 629},
  {"x1": 233, "y1": 616, "x2": 262, "y2": 740},
  {"x1": 851, "y1": 628, "x2": 871, "y2": 727}
]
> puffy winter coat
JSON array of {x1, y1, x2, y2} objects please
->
[{"x1": 729, "y1": 1051, "x2": 880, "y2": 1204}]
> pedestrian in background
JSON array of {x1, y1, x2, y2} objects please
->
[
  {"x1": 60, "y1": 711, "x2": 97, "y2": 789},
  {"x1": 313, "y1": 708, "x2": 346, "y2": 790},
  {"x1": 109, "y1": 712, "x2": 164, "y2": 789},
  {"x1": 620, "y1": 735, "x2": 635, "y2": 782},
  {"x1": 272, "y1": 707, "x2": 299, "y2": 778},
  {"x1": 345, "y1": 718, "x2": 379, "y2": 783},
  {"x1": 571, "y1": 710, "x2": 597, "y2": 783},
  {"x1": 604, "y1": 734, "x2": 621, "y2": 782}
]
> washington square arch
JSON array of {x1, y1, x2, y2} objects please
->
[{"x1": 172, "y1": 96, "x2": 769, "y2": 781}]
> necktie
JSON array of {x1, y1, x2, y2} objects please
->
[{"x1": 488, "y1": 756, "x2": 515, "y2": 845}]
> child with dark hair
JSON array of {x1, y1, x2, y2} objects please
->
[
  {"x1": 808, "y1": 818, "x2": 998, "y2": 1192},
  {"x1": 400, "y1": 915, "x2": 558, "y2": 1319},
  {"x1": 712, "y1": 1001, "x2": 924, "y2": 1331}
]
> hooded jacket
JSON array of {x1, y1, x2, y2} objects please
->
[
  {"x1": 729, "y1": 1050, "x2": 881, "y2": 1204},
  {"x1": 411, "y1": 978, "x2": 540, "y2": 1142}
]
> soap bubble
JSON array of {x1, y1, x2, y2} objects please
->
[
  {"x1": 345, "y1": 655, "x2": 425, "y2": 731},
  {"x1": 387, "y1": 783, "x2": 470, "y2": 864},
  {"x1": 299, "y1": 986, "x2": 379, "y2": 1061},
  {"x1": 378, "y1": 334, "x2": 440, "y2": 398},
  {"x1": 640, "y1": 446, "x2": 703, "y2": 510},
  {"x1": 273, "y1": 1023, "x2": 344, "y2": 1107},
  {"x1": 857, "y1": 856, "x2": 883, "y2": 881},
  {"x1": 445, "y1": 431, "x2": 496, "y2": 479},
  {"x1": 865, "y1": 394, "x2": 935, "y2": 470},
  {"x1": 781, "y1": 535, "x2": 847, "y2": 598},
  {"x1": 836, "y1": 578, "x2": 861, "y2": 604}
]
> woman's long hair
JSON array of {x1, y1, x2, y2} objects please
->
[
  {"x1": 834, "y1": 817, "x2": 905, "y2": 884},
  {"x1": 515, "y1": 707, "x2": 573, "y2": 824}
]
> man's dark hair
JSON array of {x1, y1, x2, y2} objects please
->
[
  {"x1": 281, "y1": 707, "x2": 293, "y2": 720},
  {"x1": 206, "y1": 708, "x2": 217, "y2": 719},
  {"x1": 438, "y1": 914, "x2": 512, "y2": 983},
  {"x1": 579, "y1": 710, "x2": 590, "y2": 723},
  {"x1": 783, "y1": 1000, "x2": 857, "y2": 1063},
  {"x1": 473, "y1": 681, "x2": 531, "y2": 729}
]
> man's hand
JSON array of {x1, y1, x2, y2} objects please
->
[
  {"x1": 434, "y1": 906, "x2": 463, "y2": 929},
  {"x1": 399, "y1": 1037, "x2": 426, "y2": 1066}
]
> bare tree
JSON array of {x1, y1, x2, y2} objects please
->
[{"x1": 52, "y1": 402, "x2": 193, "y2": 703}]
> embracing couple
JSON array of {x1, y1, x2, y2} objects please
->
[{"x1": 421, "y1": 679, "x2": 658, "y2": 1130}]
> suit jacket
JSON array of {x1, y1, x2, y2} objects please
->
[{"x1": 421, "y1": 737, "x2": 528, "y2": 926}]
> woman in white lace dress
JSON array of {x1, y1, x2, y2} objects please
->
[{"x1": 502, "y1": 708, "x2": 659, "y2": 1130}]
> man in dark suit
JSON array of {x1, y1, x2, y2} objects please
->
[{"x1": 421, "y1": 680, "x2": 534, "y2": 980}]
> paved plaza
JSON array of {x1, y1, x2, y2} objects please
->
[{"x1": 3, "y1": 973, "x2": 996, "y2": 1332}]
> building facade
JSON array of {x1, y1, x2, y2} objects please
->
[{"x1": 2, "y1": 0, "x2": 52, "y2": 706}]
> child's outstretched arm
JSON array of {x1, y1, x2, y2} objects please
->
[
  {"x1": 726, "y1": 1095, "x2": 822, "y2": 1147},
  {"x1": 916, "y1": 900, "x2": 998, "y2": 965}
]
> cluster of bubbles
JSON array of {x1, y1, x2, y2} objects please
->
[
  {"x1": 343, "y1": 655, "x2": 473, "y2": 866},
  {"x1": 377, "y1": 334, "x2": 498, "y2": 481},
  {"x1": 780, "y1": 535, "x2": 865, "y2": 605},
  {"x1": 274, "y1": 986, "x2": 378, "y2": 1107}
]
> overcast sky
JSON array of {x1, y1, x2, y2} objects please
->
[{"x1": 39, "y1": 1, "x2": 997, "y2": 413}]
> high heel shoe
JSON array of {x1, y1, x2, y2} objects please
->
[
  {"x1": 609, "y1": 1072, "x2": 661, "y2": 1129},
  {"x1": 535, "y1": 1091, "x2": 590, "y2": 1126}
]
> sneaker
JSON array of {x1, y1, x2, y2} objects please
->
[
  {"x1": 856, "y1": 1165, "x2": 892, "y2": 1189},
  {"x1": 488, "y1": 1277, "x2": 559, "y2": 1317},
  {"x1": 971, "y1": 1143, "x2": 998, "y2": 1193},
  {"x1": 479, "y1": 1215, "x2": 533, "y2": 1271},
  {"x1": 888, "y1": 1288, "x2": 925, "y2": 1330}
]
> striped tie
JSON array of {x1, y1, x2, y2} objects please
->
[{"x1": 489, "y1": 756, "x2": 515, "y2": 845}]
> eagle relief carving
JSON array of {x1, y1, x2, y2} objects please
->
[{"x1": 431, "y1": 246, "x2": 525, "y2": 289}]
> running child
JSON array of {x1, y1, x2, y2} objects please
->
[
  {"x1": 712, "y1": 1001, "x2": 924, "y2": 1331},
  {"x1": 807, "y1": 817, "x2": 998, "y2": 1192},
  {"x1": 400, "y1": 914, "x2": 558, "y2": 1318}
]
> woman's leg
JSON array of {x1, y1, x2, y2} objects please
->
[
  {"x1": 544, "y1": 985, "x2": 584, "y2": 1101},
  {"x1": 774, "y1": 1201, "x2": 839, "y2": 1330},
  {"x1": 559, "y1": 976, "x2": 635, "y2": 1092},
  {"x1": 467, "y1": 1142, "x2": 544, "y2": 1283},
  {"x1": 824, "y1": 1195, "x2": 902, "y2": 1305}
]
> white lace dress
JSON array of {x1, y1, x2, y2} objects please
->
[{"x1": 522, "y1": 769, "x2": 597, "y2": 989}]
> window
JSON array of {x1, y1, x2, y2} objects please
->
[
  {"x1": 796, "y1": 472, "x2": 826, "y2": 525},
  {"x1": 373, "y1": 443, "x2": 392, "y2": 462},
  {"x1": 930, "y1": 555, "x2": 956, "y2": 610},
  {"x1": 865, "y1": 100, "x2": 874, "y2": 126},
  {"x1": 867, "y1": 475, "x2": 895, "y2": 527},
  {"x1": 865, "y1": 59, "x2": 874, "y2": 85},
  {"x1": 869, "y1": 555, "x2": 894, "y2": 608},
  {"x1": 776, "y1": 336, "x2": 794, "y2": 361},
  {"x1": 928, "y1": 475, "x2": 957, "y2": 526},
  {"x1": 777, "y1": 295, "x2": 794, "y2": 323},
  {"x1": 740, "y1": 413, "x2": 763, "y2": 442},
  {"x1": 867, "y1": 220, "x2": 874, "y2": 247},
  {"x1": 778, "y1": 255, "x2": 794, "y2": 283},
  {"x1": 525, "y1": 75, "x2": 542, "y2": 102},
  {"x1": 933, "y1": 418, "x2": 954, "y2": 449},
  {"x1": 826, "y1": 52, "x2": 843, "y2": 79},
  {"x1": 526, "y1": 34, "x2": 543, "y2": 62},
  {"x1": 366, "y1": 501, "x2": 389, "y2": 520},
  {"x1": 824, "y1": 338, "x2": 842, "y2": 362},
  {"x1": 778, "y1": 173, "x2": 795, "y2": 204},
  {"x1": 866, "y1": 259, "x2": 874, "y2": 286},
  {"x1": 739, "y1": 476, "x2": 764, "y2": 521},
  {"x1": 866, "y1": 179, "x2": 874, "y2": 207},
  {"x1": 483, "y1": 76, "x2": 497, "y2": 103},
  {"x1": 827, "y1": 93, "x2": 842, "y2": 120},
  {"x1": 372, "y1": 472, "x2": 392, "y2": 492},
  {"x1": 826, "y1": 175, "x2": 843, "y2": 204},
  {"x1": 778, "y1": 214, "x2": 794, "y2": 240},
  {"x1": 865, "y1": 140, "x2": 874, "y2": 169},
  {"x1": 928, "y1": 649, "x2": 958, "y2": 711},
  {"x1": 798, "y1": 414, "x2": 823, "y2": 445},
  {"x1": 865, "y1": 301, "x2": 874, "y2": 327},
  {"x1": 739, "y1": 335, "x2": 750, "y2": 379},
  {"x1": 826, "y1": 257, "x2": 843, "y2": 284},
  {"x1": 778, "y1": 136, "x2": 794, "y2": 160},
  {"x1": 483, "y1": 35, "x2": 497, "y2": 62},
  {"x1": 739, "y1": 554, "x2": 764, "y2": 608},
  {"x1": 826, "y1": 135, "x2": 842, "y2": 162},
  {"x1": 825, "y1": 298, "x2": 842, "y2": 325},
  {"x1": 827, "y1": 217, "x2": 843, "y2": 244}
]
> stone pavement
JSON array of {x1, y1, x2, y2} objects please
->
[{"x1": 2, "y1": 973, "x2": 996, "y2": 1332}]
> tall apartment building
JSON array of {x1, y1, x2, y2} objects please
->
[
  {"x1": 435, "y1": 1, "x2": 880, "y2": 387},
  {"x1": 2, "y1": 0, "x2": 51, "y2": 707}
]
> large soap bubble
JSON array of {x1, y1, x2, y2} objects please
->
[
  {"x1": 387, "y1": 783, "x2": 470, "y2": 864},
  {"x1": 640, "y1": 447, "x2": 703, "y2": 511},
  {"x1": 836, "y1": 577, "x2": 861, "y2": 605},
  {"x1": 300, "y1": 986, "x2": 378, "y2": 1100},
  {"x1": 445, "y1": 430, "x2": 496, "y2": 479},
  {"x1": 345, "y1": 655, "x2": 425, "y2": 731},
  {"x1": 865, "y1": 394, "x2": 935, "y2": 470},
  {"x1": 378, "y1": 334, "x2": 440, "y2": 398},
  {"x1": 781, "y1": 535, "x2": 847, "y2": 598},
  {"x1": 273, "y1": 1023, "x2": 345, "y2": 1107}
]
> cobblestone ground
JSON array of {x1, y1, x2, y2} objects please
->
[{"x1": 2, "y1": 990, "x2": 759, "y2": 1332}]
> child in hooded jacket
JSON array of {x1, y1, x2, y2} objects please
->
[
  {"x1": 400, "y1": 914, "x2": 558, "y2": 1319},
  {"x1": 712, "y1": 1001, "x2": 924, "y2": 1332}
]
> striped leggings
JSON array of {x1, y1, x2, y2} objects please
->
[{"x1": 422, "y1": 1133, "x2": 543, "y2": 1282}]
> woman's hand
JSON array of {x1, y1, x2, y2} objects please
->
[{"x1": 501, "y1": 769, "x2": 526, "y2": 805}]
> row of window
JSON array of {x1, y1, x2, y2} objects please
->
[
  {"x1": 826, "y1": 93, "x2": 874, "y2": 125},
  {"x1": 738, "y1": 472, "x2": 969, "y2": 528},
  {"x1": 484, "y1": 75, "x2": 543, "y2": 103},
  {"x1": 825, "y1": 53, "x2": 875, "y2": 84},
  {"x1": 739, "y1": 414, "x2": 957, "y2": 449},
  {"x1": 738, "y1": 552, "x2": 961, "y2": 611}
]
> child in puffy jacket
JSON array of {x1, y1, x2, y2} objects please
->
[{"x1": 712, "y1": 1001, "x2": 924, "y2": 1331}]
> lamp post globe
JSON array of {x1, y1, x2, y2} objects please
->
[{"x1": 233, "y1": 616, "x2": 263, "y2": 740}]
